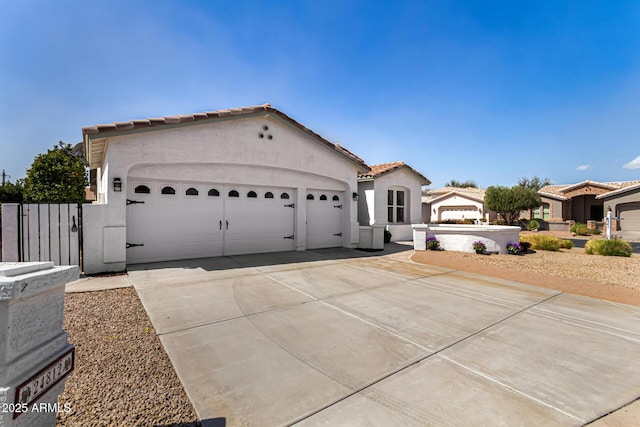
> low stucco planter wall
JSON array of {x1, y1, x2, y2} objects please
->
[
  {"x1": 412, "y1": 224, "x2": 521, "y2": 254},
  {"x1": 357, "y1": 225, "x2": 385, "y2": 250}
]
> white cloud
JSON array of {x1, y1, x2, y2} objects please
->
[
  {"x1": 623, "y1": 155, "x2": 640, "y2": 169},
  {"x1": 576, "y1": 165, "x2": 590, "y2": 171}
]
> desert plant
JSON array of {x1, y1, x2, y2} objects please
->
[
  {"x1": 507, "y1": 243, "x2": 523, "y2": 255},
  {"x1": 473, "y1": 241, "x2": 487, "y2": 253},
  {"x1": 585, "y1": 239, "x2": 632, "y2": 257},
  {"x1": 571, "y1": 223, "x2": 589, "y2": 236},
  {"x1": 519, "y1": 241, "x2": 532, "y2": 252},
  {"x1": 426, "y1": 237, "x2": 440, "y2": 250},
  {"x1": 519, "y1": 234, "x2": 563, "y2": 251},
  {"x1": 559, "y1": 239, "x2": 573, "y2": 249},
  {"x1": 526, "y1": 219, "x2": 540, "y2": 231}
]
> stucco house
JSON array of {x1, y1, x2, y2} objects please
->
[
  {"x1": 357, "y1": 162, "x2": 430, "y2": 241},
  {"x1": 81, "y1": 104, "x2": 370, "y2": 273},
  {"x1": 538, "y1": 180, "x2": 640, "y2": 231},
  {"x1": 595, "y1": 181, "x2": 640, "y2": 238},
  {"x1": 421, "y1": 187, "x2": 490, "y2": 223}
]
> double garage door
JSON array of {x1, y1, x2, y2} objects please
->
[{"x1": 126, "y1": 180, "x2": 343, "y2": 264}]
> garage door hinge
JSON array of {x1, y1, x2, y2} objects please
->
[
  {"x1": 284, "y1": 203, "x2": 295, "y2": 208},
  {"x1": 126, "y1": 199, "x2": 145, "y2": 205},
  {"x1": 283, "y1": 235, "x2": 294, "y2": 239},
  {"x1": 126, "y1": 243, "x2": 144, "y2": 248},
  {"x1": 333, "y1": 233, "x2": 342, "y2": 237},
  {"x1": 333, "y1": 205, "x2": 342, "y2": 209}
]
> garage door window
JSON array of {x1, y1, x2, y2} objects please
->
[
  {"x1": 332, "y1": 195, "x2": 339, "y2": 201},
  {"x1": 135, "y1": 185, "x2": 151, "y2": 194},
  {"x1": 161, "y1": 186, "x2": 176, "y2": 195},
  {"x1": 247, "y1": 191, "x2": 258, "y2": 198},
  {"x1": 307, "y1": 194, "x2": 314, "y2": 200},
  {"x1": 186, "y1": 188, "x2": 199, "y2": 196},
  {"x1": 208, "y1": 189, "x2": 220, "y2": 196},
  {"x1": 320, "y1": 194, "x2": 327, "y2": 200},
  {"x1": 265, "y1": 192, "x2": 274, "y2": 199},
  {"x1": 387, "y1": 189, "x2": 405, "y2": 223},
  {"x1": 281, "y1": 193, "x2": 290, "y2": 199},
  {"x1": 229, "y1": 190, "x2": 239, "y2": 197}
]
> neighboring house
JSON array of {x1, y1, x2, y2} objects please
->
[
  {"x1": 421, "y1": 187, "x2": 490, "y2": 223},
  {"x1": 596, "y1": 182, "x2": 640, "y2": 238},
  {"x1": 357, "y1": 162, "x2": 430, "y2": 241},
  {"x1": 538, "y1": 180, "x2": 640, "y2": 228},
  {"x1": 81, "y1": 104, "x2": 369, "y2": 273}
]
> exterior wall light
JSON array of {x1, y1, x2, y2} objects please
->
[
  {"x1": 113, "y1": 177, "x2": 122, "y2": 192},
  {"x1": 352, "y1": 192, "x2": 359, "y2": 201}
]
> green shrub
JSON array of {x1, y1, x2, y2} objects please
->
[
  {"x1": 571, "y1": 223, "x2": 589, "y2": 236},
  {"x1": 519, "y1": 234, "x2": 561, "y2": 251},
  {"x1": 559, "y1": 239, "x2": 573, "y2": 249},
  {"x1": 585, "y1": 239, "x2": 632, "y2": 257},
  {"x1": 526, "y1": 219, "x2": 540, "y2": 231},
  {"x1": 570, "y1": 222, "x2": 602, "y2": 236}
]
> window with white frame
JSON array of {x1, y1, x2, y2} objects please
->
[{"x1": 387, "y1": 189, "x2": 406, "y2": 223}]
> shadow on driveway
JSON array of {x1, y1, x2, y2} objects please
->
[{"x1": 126, "y1": 242, "x2": 414, "y2": 272}]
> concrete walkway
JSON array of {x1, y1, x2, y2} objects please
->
[{"x1": 94, "y1": 247, "x2": 640, "y2": 426}]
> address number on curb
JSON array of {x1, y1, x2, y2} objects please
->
[{"x1": 13, "y1": 348, "x2": 75, "y2": 418}]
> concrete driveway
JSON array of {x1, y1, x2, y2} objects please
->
[{"x1": 127, "y1": 247, "x2": 640, "y2": 426}]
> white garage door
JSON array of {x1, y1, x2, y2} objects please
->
[
  {"x1": 619, "y1": 202, "x2": 640, "y2": 231},
  {"x1": 306, "y1": 191, "x2": 344, "y2": 249},
  {"x1": 126, "y1": 181, "x2": 295, "y2": 264}
]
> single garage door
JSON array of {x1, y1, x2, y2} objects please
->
[
  {"x1": 306, "y1": 190, "x2": 343, "y2": 249},
  {"x1": 126, "y1": 181, "x2": 295, "y2": 264},
  {"x1": 619, "y1": 202, "x2": 640, "y2": 231}
]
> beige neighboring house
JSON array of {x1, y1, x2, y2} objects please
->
[
  {"x1": 538, "y1": 180, "x2": 640, "y2": 233},
  {"x1": 422, "y1": 187, "x2": 491, "y2": 223},
  {"x1": 357, "y1": 162, "x2": 430, "y2": 241}
]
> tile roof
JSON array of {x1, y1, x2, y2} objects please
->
[
  {"x1": 422, "y1": 187, "x2": 486, "y2": 203},
  {"x1": 358, "y1": 161, "x2": 431, "y2": 185},
  {"x1": 538, "y1": 180, "x2": 640, "y2": 200},
  {"x1": 82, "y1": 104, "x2": 369, "y2": 172}
]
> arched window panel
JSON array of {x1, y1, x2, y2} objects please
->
[
  {"x1": 229, "y1": 190, "x2": 239, "y2": 197},
  {"x1": 161, "y1": 186, "x2": 176, "y2": 195},
  {"x1": 307, "y1": 194, "x2": 315, "y2": 200},
  {"x1": 332, "y1": 195, "x2": 340, "y2": 201},
  {"x1": 247, "y1": 191, "x2": 258, "y2": 198},
  {"x1": 280, "y1": 192, "x2": 290, "y2": 199},
  {"x1": 186, "y1": 187, "x2": 199, "y2": 196},
  {"x1": 319, "y1": 194, "x2": 327, "y2": 201},
  {"x1": 265, "y1": 192, "x2": 274, "y2": 199},
  {"x1": 134, "y1": 185, "x2": 151, "y2": 194},
  {"x1": 208, "y1": 189, "x2": 220, "y2": 196}
]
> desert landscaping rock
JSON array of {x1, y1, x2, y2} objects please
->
[{"x1": 56, "y1": 288, "x2": 200, "y2": 427}]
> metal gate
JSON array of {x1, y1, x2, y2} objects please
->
[{"x1": 0, "y1": 203, "x2": 81, "y2": 267}]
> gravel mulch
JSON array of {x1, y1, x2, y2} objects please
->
[
  {"x1": 56, "y1": 287, "x2": 201, "y2": 427},
  {"x1": 412, "y1": 248, "x2": 640, "y2": 306}
]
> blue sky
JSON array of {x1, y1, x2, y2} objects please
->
[{"x1": 1, "y1": 0, "x2": 640, "y2": 188}]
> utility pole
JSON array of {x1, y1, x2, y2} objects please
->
[{"x1": 1, "y1": 169, "x2": 9, "y2": 185}]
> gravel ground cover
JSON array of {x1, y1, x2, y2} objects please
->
[
  {"x1": 435, "y1": 248, "x2": 639, "y2": 291},
  {"x1": 56, "y1": 287, "x2": 200, "y2": 427}
]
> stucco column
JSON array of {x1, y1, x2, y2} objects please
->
[{"x1": 295, "y1": 187, "x2": 306, "y2": 251}]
